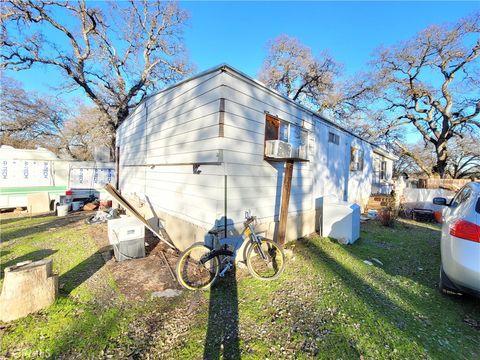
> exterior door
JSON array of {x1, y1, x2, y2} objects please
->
[{"x1": 325, "y1": 131, "x2": 348, "y2": 202}]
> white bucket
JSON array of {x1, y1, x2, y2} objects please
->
[
  {"x1": 367, "y1": 209, "x2": 378, "y2": 219},
  {"x1": 57, "y1": 204, "x2": 69, "y2": 216},
  {"x1": 71, "y1": 201, "x2": 83, "y2": 211}
]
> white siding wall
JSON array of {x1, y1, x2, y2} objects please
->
[
  {"x1": 220, "y1": 72, "x2": 314, "y2": 232},
  {"x1": 117, "y1": 70, "x2": 225, "y2": 228}
]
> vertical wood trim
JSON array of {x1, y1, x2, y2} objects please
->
[
  {"x1": 278, "y1": 160, "x2": 294, "y2": 245},
  {"x1": 224, "y1": 174, "x2": 227, "y2": 236},
  {"x1": 115, "y1": 146, "x2": 120, "y2": 190},
  {"x1": 219, "y1": 98, "x2": 225, "y2": 137}
]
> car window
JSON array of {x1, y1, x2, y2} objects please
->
[
  {"x1": 450, "y1": 187, "x2": 471, "y2": 207},
  {"x1": 476, "y1": 197, "x2": 480, "y2": 214}
]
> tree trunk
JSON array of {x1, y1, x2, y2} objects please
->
[
  {"x1": 109, "y1": 109, "x2": 129, "y2": 162},
  {"x1": 434, "y1": 140, "x2": 448, "y2": 178},
  {"x1": 109, "y1": 133, "x2": 116, "y2": 163}
]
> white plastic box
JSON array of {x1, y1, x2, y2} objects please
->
[
  {"x1": 322, "y1": 201, "x2": 361, "y2": 244},
  {"x1": 107, "y1": 216, "x2": 145, "y2": 244},
  {"x1": 108, "y1": 216, "x2": 146, "y2": 261}
]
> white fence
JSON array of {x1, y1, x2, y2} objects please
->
[{"x1": 402, "y1": 188, "x2": 455, "y2": 211}]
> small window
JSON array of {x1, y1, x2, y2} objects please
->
[
  {"x1": 264, "y1": 115, "x2": 309, "y2": 159},
  {"x1": 380, "y1": 161, "x2": 387, "y2": 180},
  {"x1": 328, "y1": 132, "x2": 339, "y2": 145}
]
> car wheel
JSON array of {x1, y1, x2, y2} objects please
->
[{"x1": 439, "y1": 266, "x2": 462, "y2": 296}]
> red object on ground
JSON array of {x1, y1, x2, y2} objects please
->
[
  {"x1": 99, "y1": 200, "x2": 112, "y2": 208},
  {"x1": 434, "y1": 211, "x2": 443, "y2": 223}
]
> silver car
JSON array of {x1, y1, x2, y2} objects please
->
[{"x1": 433, "y1": 182, "x2": 480, "y2": 296}]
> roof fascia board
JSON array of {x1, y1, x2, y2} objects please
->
[{"x1": 130, "y1": 63, "x2": 397, "y2": 159}]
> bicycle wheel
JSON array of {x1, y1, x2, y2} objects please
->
[
  {"x1": 246, "y1": 238, "x2": 285, "y2": 280},
  {"x1": 176, "y1": 243, "x2": 220, "y2": 290}
]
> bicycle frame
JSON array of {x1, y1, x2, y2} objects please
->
[
  {"x1": 177, "y1": 215, "x2": 285, "y2": 290},
  {"x1": 206, "y1": 220, "x2": 267, "y2": 267}
]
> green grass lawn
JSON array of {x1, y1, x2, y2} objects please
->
[{"x1": 1, "y1": 214, "x2": 479, "y2": 359}]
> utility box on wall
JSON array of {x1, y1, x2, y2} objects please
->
[{"x1": 322, "y1": 201, "x2": 360, "y2": 244}]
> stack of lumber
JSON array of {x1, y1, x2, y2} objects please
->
[{"x1": 367, "y1": 195, "x2": 394, "y2": 210}]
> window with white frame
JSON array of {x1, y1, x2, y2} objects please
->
[
  {"x1": 264, "y1": 115, "x2": 309, "y2": 159},
  {"x1": 380, "y1": 160, "x2": 387, "y2": 180},
  {"x1": 350, "y1": 146, "x2": 364, "y2": 171}
]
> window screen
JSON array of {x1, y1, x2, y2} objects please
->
[
  {"x1": 380, "y1": 161, "x2": 387, "y2": 180},
  {"x1": 279, "y1": 120, "x2": 289, "y2": 142},
  {"x1": 328, "y1": 132, "x2": 339, "y2": 145}
]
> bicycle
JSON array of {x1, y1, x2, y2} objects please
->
[{"x1": 176, "y1": 213, "x2": 285, "y2": 290}]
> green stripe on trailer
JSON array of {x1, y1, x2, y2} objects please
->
[{"x1": 0, "y1": 186, "x2": 67, "y2": 194}]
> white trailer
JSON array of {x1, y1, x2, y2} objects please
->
[
  {"x1": 0, "y1": 146, "x2": 115, "y2": 210},
  {"x1": 117, "y1": 64, "x2": 395, "y2": 250}
]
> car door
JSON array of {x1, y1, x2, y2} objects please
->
[
  {"x1": 441, "y1": 186, "x2": 472, "y2": 263},
  {"x1": 443, "y1": 187, "x2": 471, "y2": 232}
]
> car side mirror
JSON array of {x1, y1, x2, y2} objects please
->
[{"x1": 433, "y1": 197, "x2": 448, "y2": 206}]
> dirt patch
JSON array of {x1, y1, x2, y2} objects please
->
[{"x1": 87, "y1": 223, "x2": 181, "y2": 301}]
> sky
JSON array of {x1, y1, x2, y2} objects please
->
[
  {"x1": 4, "y1": 1, "x2": 480, "y2": 142},
  {"x1": 181, "y1": 1, "x2": 478, "y2": 77}
]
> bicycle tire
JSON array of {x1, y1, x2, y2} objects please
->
[
  {"x1": 85, "y1": 215, "x2": 102, "y2": 224},
  {"x1": 176, "y1": 243, "x2": 220, "y2": 290},
  {"x1": 246, "y1": 238, "x2": 285, "y2": 280}
]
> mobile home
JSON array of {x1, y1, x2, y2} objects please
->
[
  {"x1": 0, "y1": 146, "x2": 115, "y2": 210},
  {"x1": 117, "y1": 64, "x2": 395, "y2": 250}
]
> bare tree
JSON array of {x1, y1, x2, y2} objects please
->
[
  {"x1": 1, "y1": 0, "x2": 192, "y2": 158},
  {"x1": 446, "y1": 136, "x2": 480, "y2": 178},
  {"x1": 393, "y1": 141, "x2": 435, "y2": 177},
  {"x1": 371, "y1": 13, "x2": 480, "y2": 177},
  {"x1": 0, "y1": 76, "x2": 113, "y2": 160},
  {"x1": 258, "y1": 35, "x2": 341, "y2": 110},
  {"x1": 393, "y1": 134, "x2": 480, "y2": 179},
  {"x1": 62, "y1": 105, "x2": 114, "y2": 161},
  {"x1": 258, "y1": 35, "x2": 391, "y2": 141},
  {"x1": 0, "y1": 76, "x2": 72, "y2": 155}
]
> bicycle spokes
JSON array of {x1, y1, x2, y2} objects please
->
[
  {"x1": 247, "y1": 240, "x2": 284, "y2": 279},
  {"x1": 178, "y1": 245, "x2": 219, "y2": 289}
]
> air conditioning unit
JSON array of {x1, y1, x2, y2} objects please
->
[
  {"x1": 298, "y1": 145, "x2": 308, "y2": 159},
  {"x1": 292, "y1": 145, "x2": 308, "y2": 160},
  {"x1": 265, "y1": 140, "x2": 292, "y2": 158}
]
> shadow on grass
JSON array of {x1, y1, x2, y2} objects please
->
[
  {"x1": 0, "y1": 250, "x2": 10, "y2": 257},
  {"x1": 345, "y1": 219, "x2": 478, "y2": 304},
  {"x1": 0, "y1": 213, "x2": 88, "y2": 242},
  {"x1": 296, "y1": 237, "x2": 480, "y2": 358},
  {"x1": 203, "y1": 269, "x2": 240, "y2": 360},
  {"x1": 0, "y1": 249, "x2": 58, "y2": 279},
  {"x1": 59, "y1": 248, "x2": 107, "y2": 295},
  {"x1": 0, "y1": 212, "x2": 53, "y2": 226}
]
